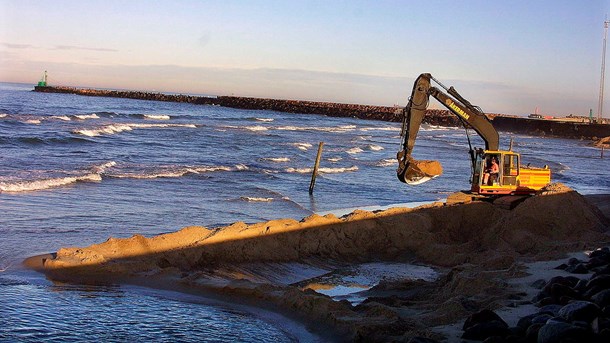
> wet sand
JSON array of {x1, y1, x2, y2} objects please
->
[{"x1": 24, "y1": 184, "x2": 610, "y2": 341}]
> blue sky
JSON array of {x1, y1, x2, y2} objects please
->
[{"x1": 1, "y1": 0, "x2": 609, "y2": 116}]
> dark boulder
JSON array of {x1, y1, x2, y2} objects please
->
[
  {"x1": 591, "y1": 289, "x2": 610, "y2": 308},
  {"x1": 537, "y1": 322, "x2": 592, "y2": 343},
  {"x1": 463, "y1": 309, "x2": 508, "y2": 331},
  {"x1": 462, "y1": 321, "x2": 511, "y2": 341},
  {"x1": 525, "y1": 322, "x2": 544, "y2": 342},
  {"x1": 538, "y1": 304, "x2": 564, "y2": 317},
  {"x1": 565, "y1": 263, "x2": 589, "y2": 274},
  {"x1": 550, "y1": 283, "x2": 579, "y2": 302},
  {"x1": 558, "y1": 301, "x2": 601, "y2": 322},
  {"x1": 406, "y1": 337, "x2": 440, "y2": 343}
]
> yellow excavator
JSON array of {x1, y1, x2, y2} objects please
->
[{"x1": 397, "y1": 73, "x2": 551, "y2": 196}]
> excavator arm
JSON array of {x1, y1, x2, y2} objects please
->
[{"x1": 397, "y1": 73, "x2": 499, "y2": 184}]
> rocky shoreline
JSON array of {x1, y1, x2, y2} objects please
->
[
  {"x1": 33, "y1": 85, "x2": 610, "y2": 140},
  {"x1": 24, "y1": 184, "x2": 610, "y2": 342}
]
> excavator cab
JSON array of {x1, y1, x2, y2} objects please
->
[{"x1": 472, "y1": 151, "x2": 520, "y2": 194}]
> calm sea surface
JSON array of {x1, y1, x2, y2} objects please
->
[{"x1": 1, "y1": 82, "x2": 609, "y2": 341}]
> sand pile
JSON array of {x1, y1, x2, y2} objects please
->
[
  {"x1": 39, "y1": 183, "x2": 607, "y2": 277},
  {"x1": 31, "y1": 183, "x2": 610, "y2": 341}
]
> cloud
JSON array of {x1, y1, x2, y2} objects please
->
[
  {"x1": 1, "y1": 42, "x2": 35, "y2": 49},
  {"x1": 53, "y1": 45, "x2": 118, "y2": 52}
]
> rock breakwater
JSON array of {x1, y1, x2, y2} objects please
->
[
  {"x1": 34, "y1": 85, "x2": 610, "y2": 140},
  {"x1": 32, "y1": 86, "x2": 467, "y2": 127}
]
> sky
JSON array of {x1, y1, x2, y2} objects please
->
[{"x1": 1, "y1": 0, "x2": 609, "y2": 116}]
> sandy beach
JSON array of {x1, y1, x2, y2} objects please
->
[{"x1": 24, "y1": 183, "x2": 610, "y2": 341}]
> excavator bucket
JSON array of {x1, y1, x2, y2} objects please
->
[{"x1": 397, "y1": 157, "x2": 443, "y2": 185}]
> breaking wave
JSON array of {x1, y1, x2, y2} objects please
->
[
  {"x1": 286, "y1": 166, "x2": 358, "y2": 174},
  {"x1": 73, "y1": 123, "x2": 197, "y2": 137},
  {"x1": 346, "y1": 147, "x2": 363, "y2": 154},
  {"x1": 376, "y1": 159, "x2": 397, "y2": 167},
  {"x1": 74, "y1": 114, "x2": 100, "y2": 120},
  {"x1": 240, "y1": 196, "x2": 274, "y2": 202},
  {"x1": 0, "y1": 161, "x2": 115, "y2": 193},
  {"x1": 108, "y1": 164, "x2": 248, "y2": 179},
  {"x1": 143, "y1": 114, "x2": 171, "y2": 120},
  {"x1": 367, "y1": 144, "x2": 384, "y2": 151},
  {"x1": 292, "y1": 143, "x2": 313, "y2": 151}
]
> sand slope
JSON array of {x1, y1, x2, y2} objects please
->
[{"x1": 29, "y1": 183, "x2": 610, "y2": 341}]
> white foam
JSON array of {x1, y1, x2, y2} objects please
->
[
  {"x1": 54, "y1": 116, "x2": 71, "y2": 121},
  {"x1": 0, "y1": 114, "x2": 7, "y2": 118},
  {"x1": 74, "y1": 114, "x2": 99, "y2": 120},
  {"x1": 143, "y1": 114, "x2": 170, "y2": 120},
  {"x1": 90, "y1": 161, "x2": 117, "y2": 173},
  {"x1": 73, "y1": 123, "x2": 197, "y2": 137},
  {"x1": 0, "y1": 173, "x2": 101, "y2": 193},
  {"x1": 376, "y1": 159, "x2": 397, "y2": 167},
  {"x1": 326, "y1": 157, "x2": 342, "y2": 162},
  {"x1": 359, "y1": 127, "x2": 400, "y2": 132},
  {"x1": 276, "y1": 125, "x2": 356, "y2": 133},
  {"x1": 255, "y1": 118, "x2": 274, "y2": 122},
  {"x1": 240, "y1": 197, "x2": 274, "y2": 202},
  {"x1": 244, "y1": 125, "x2": 268, "y2": 131},
  {"x1": 346, "y1": 147, "x2": 363, "y2": 154},
  {"x1": 24, "y1": 119, "x2": 41, "y2": 124},
  {"x1": 367, "y1": 144, "x2": 384, "y2": 151},
  {"x1": 286, "y1": 166, "x2": 358, "y2": 174},
  {"x1": 108, "y1": 165, "x2": 238, "y2": 179},
  {"x1": 292, "y1": 143, "x2": 312, "y2": 151}
]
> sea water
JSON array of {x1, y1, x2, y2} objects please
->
[{"x1": 1, "y1": 82, "x2": 609, "y2": 341}]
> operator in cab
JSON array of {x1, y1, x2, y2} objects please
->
[{"x1": 483, "y1": 157, "x2": 499, "y2": 186}]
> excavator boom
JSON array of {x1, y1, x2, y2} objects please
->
[{"x1": 397, "y1": 73, "x2": 499, "y2": 184}]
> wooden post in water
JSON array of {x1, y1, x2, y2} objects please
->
[
  {"x1": 309, "y1": 142, "x2": 324, "y2": 194},
  {"x1": 602, "y1": 146, "x2": 605, "y2": 159}
]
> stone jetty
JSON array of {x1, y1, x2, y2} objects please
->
[{"x1": 33, "y1": 86, "x2": 610, "y2": 140}]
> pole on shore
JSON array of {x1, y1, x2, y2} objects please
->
[{"x1": 309, "y1": 142, "x2": 324, "y2": 194}]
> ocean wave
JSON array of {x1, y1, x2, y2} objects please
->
[
  {"x1": 143, "y1": 114, "x2": 171, "y2": 120},
  {"x1": 240, "y1": 196, "x2": 274, "y2": 202},
  {"x1": 263, "y1": 157, "x2": 291, "y2": 162},
  {"x1": 254, "y1": 118, "x2": 274, "y2": 122},
  {"x1": 359, "y1": 127, "x2": 400, "y2": 132},
  {"x1": 23, "y1": 119, "x2": 41, "y2": 124},
  {"x1": 73, "y1": 123, "x2": 198, "y2": 137},
  {"x1": 346, "y1": 147, "x2": 363, "y2": 154},
  {"x1": 292, "y1": 143, "x2": 312, "y2": 151},
  {"x1": 53, "y1": 115, "x2": 72, "y2": 121},
  {"x1": 244, "y1": 125, "x2": 269, "y2": 131},
  {"x1": 0, "y1": 173, "x2": 101, "y2": 193},
  {"x1": 367, "y1": 144, "x2": 384, "y2": 151},
  {"x1": 275, "y1": 125, "x2": 356, "y2": 133},
  {"x1": 74, "y1": 114, "x2": 100, "y2": 120},
  {"x1": 326, "y1": 157, "x2": 342, "y2": 162},
  {"x1": 107, "y1": 164, "x2": 246, "y2": 179},
  {"x1": 0, "y1": 161, "x2": 115, "y2": 193},
  {"x1": 376, "y1": 159, "x2": 397, "y2": 167},
  {"x1": 0, "y1": 114, "x2": 8, "y2": 118},
  {"x1": 286, "y1": 166, "x2": 358, "y2": 174}
]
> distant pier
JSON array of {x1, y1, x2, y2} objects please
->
[{"x1": 34, "y1": 86, "x2": 610, "y2": 140}]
